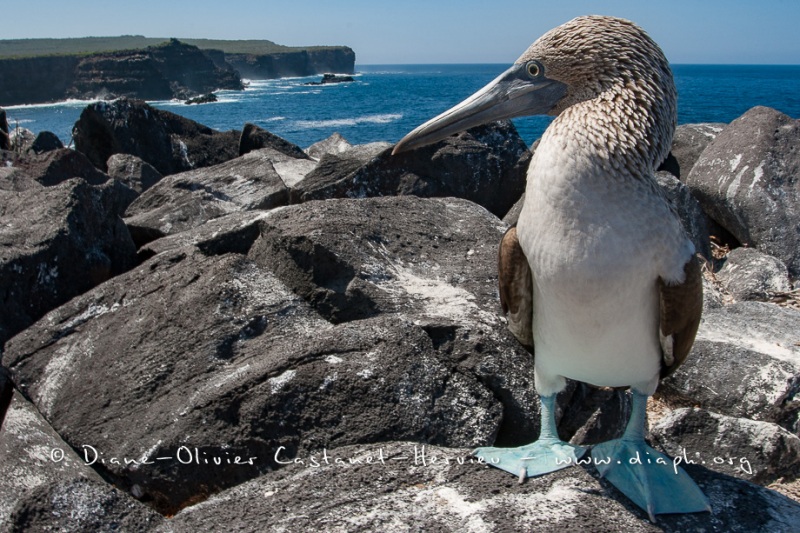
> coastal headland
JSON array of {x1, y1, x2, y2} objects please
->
[{"x1": 0, "y1": 36, "x2": 356, "y2": 106}]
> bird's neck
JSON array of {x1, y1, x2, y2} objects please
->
[{"x1": 542, "y1": 81, "x2": 674, "y2": 180}]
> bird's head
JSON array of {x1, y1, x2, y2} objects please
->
[{"x1": 392, "y1": 15, "x2": 676, "y2": 168}]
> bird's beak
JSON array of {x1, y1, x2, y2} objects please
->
[{"x1": 392, "y1": 62, "x2": 567, "y2": 155}]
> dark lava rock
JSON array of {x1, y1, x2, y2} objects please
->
[
  {"x1": 659, "y1": 123, "x2": 726, "y2": 179},
  {"x1": 122, "y1": 148, "x2": 290, "y2": 247},
  {"x1": 655, "y1": 171, "x2": 713, "y2": 260},
  {"x1": 161, "y1": 441, "x2": 800, "y2": 532},
  {"x1": 502, "y1": 195, "x2": 525, "y2": 226},
  {"x1": 685, "y1": 107, "x2": 800, "y2": 278},
  {"x1": 716, "y1": 247, "x2": 792, "y2": 301},
  {"x1": 9, "y1": 478, "x2": 164, "y2": 532},
  {"x1": 185, "y1": 93, "x2": 218, "y2": 105},
  {"x1": 72, "y1": 97, "x2": 240, "y2": 175},
  {"x1": 4, "y1": 197, "x2": 538, "y2": 514},
  {"x1": 561, "y1": 385, "x2": 632, "y2": 446},
  {"x1": 293, "y1": 120, "x2": 530, "y2": 219},
  {"x1": 238, "y1": 122, "x2": 310, "y2": 159},
  {"x1": 14, "y1": 147, "x2": 110, "y2": 187},
  {"x1": 0, "y1": 157, "x2": 41, "y2": 192},
  {"x1": 303, "y1": 73, "x2": 355, "y2": 85},
  {"x1": 0, "y1": 178, "x2": 137, "y2": 346},
  {"x1": 29, "y1": 130, "x2": 64, "y2": 154},
  {"x1": 107, "y1": 152, "x2": 164, "y2": 194},
  {"x1": 652, "y1": 407, "x2": 800, "y2": 485},
  {"x1": 305, "y1": 132, "x2": 351, "y2": 159},
  {"x1": 0, "y1": 107, "x2": 10, "y2": 151},
  {"x1": 660, "y1": 302, "x2": 800, "y2": 433},
  {"x1": 0, "y1": 391, "x2": 106, "y2": 529},
  {"x1": 0, "y1": 366, "x2": 12, "y2": 428},
  {"x1": 137, "y1": 210, "x2": 273, "y2": 260}
]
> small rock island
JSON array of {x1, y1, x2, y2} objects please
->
[{"x1": 303, "y1": 73, "x2": 356, "y2": 85}]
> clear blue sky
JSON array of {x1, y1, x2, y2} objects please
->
[{"x1": 4, "y1": 0, "x2": 799, "y2": 64}]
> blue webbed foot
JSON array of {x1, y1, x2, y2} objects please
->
[
  {"x1": 593, "y1": 391, "x2": 711, "y2": 521},
  {"x1": 473, "y1": 394, "x2": 586, "y2": 481},
  {"x1": 474, "y1": 439, "x2": 587, "y2": 481}
]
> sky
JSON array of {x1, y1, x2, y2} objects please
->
[{"x1": 3, "y1": 0, "x2": 799, "y2": 65}]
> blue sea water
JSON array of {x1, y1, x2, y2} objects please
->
[{"x1": 4, "y1": 64, "x2": 800, "y2": 150}]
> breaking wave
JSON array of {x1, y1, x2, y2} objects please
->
[{"x1": 293, "y1": 113, "x2": 402, "y2": 129}]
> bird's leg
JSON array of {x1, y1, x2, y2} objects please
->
[
  {"x1": 473, "y1": 394, "x2": 587, "y2": 480},
  {"x1": 592, "y1": 390, "x2": 711, "y2": 522}
]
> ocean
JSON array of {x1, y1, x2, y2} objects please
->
[{"x1": 4, "y1": 64, "x2": 800, "y2": 150}]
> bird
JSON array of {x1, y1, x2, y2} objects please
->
[{"x1": 392, "y1": 15, "x2": 709, "y2": 521}]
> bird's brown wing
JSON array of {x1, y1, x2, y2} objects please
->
[
  {"x1": 498, "y1": 226, "x2": 534, "y2": 353},
  {"x1": 657, "y1": 254, "x2": 703, "y2": 378}
]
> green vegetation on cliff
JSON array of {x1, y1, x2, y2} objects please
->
[{"x1": 0, "y1": 36, "x2": 348, "y2": 59}]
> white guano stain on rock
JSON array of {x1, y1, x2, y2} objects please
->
[
  {"x1": 415, "y1": 486, "x2": 490, "y2": 532},
  {"x1": 214, "y1": 364, "x2": 252, "y2": 389},
  {"x1": 268, "y1": 369, "x2": 296, "y2": 394},
  {"x1": 697, "y1": 323, "x2": 798, "y2": 364},
  {"x1": 729, "y1": 153, "x2": 742, "y2": 172},
  {"x1": 750, "y1": 160, "x2": 765, "y2": 195},
  {"x1": 37, "y1": 337, "x2": 93, "y2": 418},
  {"x1": 362, "y1": 243, "x2": 498, "y2": 326},
  {"x1": 726, "y1": 165, "x2": 749, "y2": 203}
]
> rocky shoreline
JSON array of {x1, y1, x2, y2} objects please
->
[
  {"x1": 0, "y1": 39, "x2": 355, "y2": 106},
  {"x1": 1, "y1": 100, "x2": 799, "y2": 531}
]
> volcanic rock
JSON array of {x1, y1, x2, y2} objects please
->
[
  {"x1": 122, "y1": 148, "x2": 290, "y2": 247},
  {"x1": 238, "y1": 122, "x2": 310, "y2": 159},
  {"x1": 303, "y1": 73, "x2": 355, "y2": 85},
  {"x1": 0, "y1": 366, "x2": 12, "y2": 427},
  {"x1": 4, "y1": 197, "x2": 539, "y2": 514},
  {"x1": 29, "y1": 130, "x2": 64, "y2": 154},
  {"x1": 185, "y1": 93, "x2": 218, "y2": 105},
  {"x1": 0, "y1": 107, "x2": 10, "y2": 150},
  {"x1": 293, "y1": 121, "x2": 530, "y2": 219},
  {"x1": 0, "y1": 157, "x2": 42, "y2": 192},
  {"x1": 658, "y1": 123, "x2": 726, "y2": 179},
  {"x1": 305, "y1": 132, "x2": 351, "y2": 159},
  {"x1": 14, "y1": 147, "x2": 111, "y2": 187},
  {"x1": 107, "y1": 153, "x2": 164, "y2": 194},
  {"x1": 659, "y1": 302, "x2": 800, "y2": 433},
  {"x1": 651, "y1": 407, "x2": 800, "y2": 485},
  {"x1": 0, "y1": 391, "x2": 107, "y2": 531},
  {"x1": 0, "y1": 178, "x2": 137, "y2": 346},
  {"x1": 685, "y1": 107, "x2": 800, "y2": 278},
  {"x1": 161, "y1": 441, "x2": 800, "y2": 532},
  {"x1": 715, "y1": 247, "x2": 792, "y2": 301},
  {"x1": 9, "y1": 478, "x2": 164, "y2": 532},
  {"x1": 655, "y1": 171, "x2": 713, "y2": 260},
  {"x1": 72, "y1": 98, "x2": 240, "y2": 175}
]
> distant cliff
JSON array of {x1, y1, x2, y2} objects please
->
[
  {"x1": 0, "y1": 38, "x2": 356, "y2": 106},
  {"x1": 226, "y1": 48, "x2": 356, "y2": 79},
  {"x1": 0, "y1": 39, "x2": 243, "y2": 106}
]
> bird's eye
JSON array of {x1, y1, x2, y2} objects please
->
[{"x1": 526, "y1": 61, "x2": 542, "y2": 78}]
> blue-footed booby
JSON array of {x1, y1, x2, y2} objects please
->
[{"x1": 393, "y1": 15, "x2": 708, "y2": 521}]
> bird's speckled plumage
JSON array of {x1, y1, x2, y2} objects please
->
[{"x1": 519, "y1": 16, "x2": 677, "y2": 175}]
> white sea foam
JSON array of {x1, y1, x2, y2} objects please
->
[
  {"x1": 5, "y1": 98, "x2": 101, "y2": 110},
  {"x1": 293, "y1": 113, "x2": 402, "y2": 129}
]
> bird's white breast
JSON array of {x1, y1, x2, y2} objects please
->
[{"x1": 516, "y1": 134, "x2": 694, "y2": 396}]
